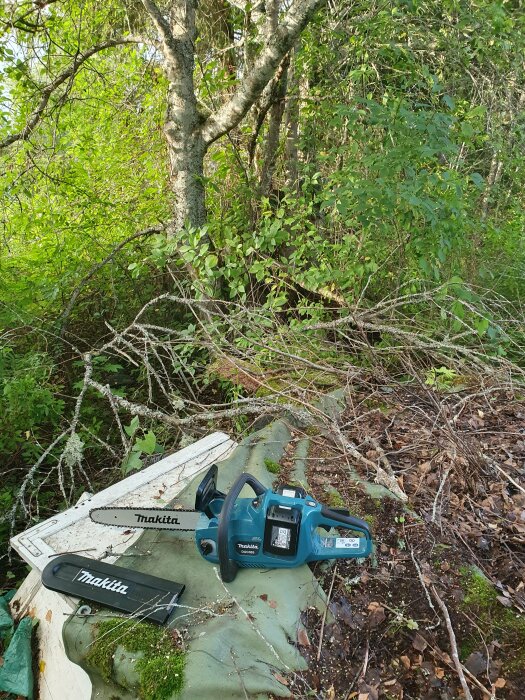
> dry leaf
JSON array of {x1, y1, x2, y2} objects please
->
[
  {"x1": 494, "y1": 678, "x2": 506, "y2": 688},
  {"x1": 412, "y1": 633, "x2": 428, "y2": 652},
  {"x1": 367, "y1": 601, "x2": 386, "y2": 628},
  {"x1": 297, "y1": 627, "x2": 311, "y2": 647},
  {"x1": 273, "y1": 673, "x2": 288, "y2": 686},
  {"x1": 400, "y1": 655, "x2": 411, "y2": 670},
  {"x1": 45, "y1": 609, "x2": 52, "y2": 623},
  {"x1": 358, "y1": 694, "x2": 369, "y2": 700},
  {"x1": 326, "y1": 685, "x2": 336, "y2": 699},
  {"x1": 496, "y1": 596, "x2": 512, "y2": 608},
  {"x1": 434, "y1": 667, "x2": 445, "y2": 679}
]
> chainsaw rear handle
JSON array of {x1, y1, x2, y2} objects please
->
[
  {"x1": 218, "y1": 472, "x2": 267, "y2": 582},
  {"x1": 319, "y1": 506, "x2": 371, "y2": 538}
]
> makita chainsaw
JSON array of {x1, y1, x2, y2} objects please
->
[{"x1": 90, "y1": 465, "x2": 372, "y2": 582}]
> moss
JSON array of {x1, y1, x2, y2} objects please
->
[
  {"x1": 461, "y1": 567, "x2": 498, "y2": 609},
  {"x1": 460, "y1": 568, "x2": 525, "y2": 671},
  {"x1": 264, "y1": 458, "x2": 281, "y2": 474},
  {"x1": 363, "y1": 513, "x2": 376, "y2": 528},
  {"x1": 254, "y1": 370, "x2": 338, "y2": 399},
  {"x1": 325, "y1": 488, "x2": 345, "y2": 508},
  {"x1": 86, "y1": 618, "x2": 185, "y2": 699}
]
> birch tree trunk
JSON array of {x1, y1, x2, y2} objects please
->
[{"x1": 142, "y1": 0, "x2": 324, "y2": 240}]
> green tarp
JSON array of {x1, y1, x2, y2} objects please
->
[
  {"x1": 0, "y1": 591, "x2": 34, "y2": 699},
  {"x1": 63, "y1": 419, "x2": 327, "y2": 699}
]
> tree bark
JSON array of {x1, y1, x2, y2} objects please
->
[
  {"x1": 142, "y1": 0, "x2": 208, "y2": 231},
  {"x1": 284, "y1": 41, "x2": 301, "y2": 192},
  {"x1": 144, "y1": 0, "x2": 324, "y2": 243},
  {"x1": 259, "y1": 0, "x2": 289, "y2": 196}
]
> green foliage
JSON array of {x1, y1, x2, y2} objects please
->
[
  {"x1": 264, "y1": 459, "x2": 281, "y2": 475},
  {"x1": 424, "y1": 366, "x2": 458, "y2": 390},
  {"x1": 86, "y1": 618, "x2": 185, "y2": 699},
  {"x1": 121, "y1": 417, "x2": 163, "y2": 475},
  {"x1": 0, "y1": 347, "x2": 64, "y2": 460}
]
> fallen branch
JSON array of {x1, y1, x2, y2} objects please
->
[
  {"x1": 430, "y1": 585, "x2": 474, "y2": 700},
  {"x1": 316, "y1": 564, "x2": 337, "y2": 661},
  {"x1": 335, "y1": 431, "x2": 408, "y2": 502}
]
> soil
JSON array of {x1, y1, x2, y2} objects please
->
[{"x1": 273, "y1": 385, "x2": 525, "y2": 700}]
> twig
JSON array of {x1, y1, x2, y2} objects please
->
[
  {"x1": 335, "y1": 430, "x2": 408, "y2": 502},
  {"x1": 431, "y1": 465, "x2": 451, "y2": 523},
  {"x1": 316, "y1": 564, "x2": 337, "y2": 661},
  {"x1": 344, "y1": 636, "x2": 369, "y2": 699},
  {"x1": 230, "y1": 648, "x2": 250, "y2": 700},
  {"x1": 488, "y1": 459, "x2": 525, "y2": 495},
  {"x1": 430, "y1": 585, "x2": 474, "y2": 700},
  {"x1": 406, "y1": 541, "x2": 440, "y2": 629}
]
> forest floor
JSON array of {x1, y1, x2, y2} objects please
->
[
  {"x1": 2, "y1": 381, "x2": 525, "y2": 700},
  {"x1": 273, "y1": 383, "x2": 525, "y2": 700}
]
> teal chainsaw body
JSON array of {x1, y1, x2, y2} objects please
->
[
  {"x1": 90, "y1": 465, "x2": 373, "y2": 582},
  {"x1": 194, "y1": 468, "x2": 373, "y2": 582}
]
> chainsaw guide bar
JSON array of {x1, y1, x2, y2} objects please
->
[{"x1": 90, "y1": 506, "x2": 200, "y2": 532}]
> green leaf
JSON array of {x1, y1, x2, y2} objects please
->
[
  {"x1": 475, "y1": 318, "x2": 490, "y2": 336},
  {"x1": 442, "y1": 94, "x2": 455, "y2": 110},
  {"x1": 121, "y1": 451, "x2": 143, "y2": 475},
  {"x1": 134, "y1": 430, "x2": 157, "y2": 455},
  {"x1": 124, "y1": 415, "x2": 140, "y2": 437},
  {"x1": 470, "y1": 172, "x2": 484, "y2": 189}
]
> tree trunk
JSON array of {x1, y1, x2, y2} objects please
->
[
  {"x1": 163, "y1": 0, "x2": 207, "y2": 231},
  {"x1": 142, "y1": 0, "x2": 325, "y2": 244},
  {"x1": 284, "y1": 41, "x2": 301, "y2": 192}
]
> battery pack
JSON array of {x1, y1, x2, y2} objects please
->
[
  {"x1": 41, "y1": 554, "x2": 185, "y2": 624},
  {"x1": 263, "y1": 504, "x2": 301, "y2": 556}
]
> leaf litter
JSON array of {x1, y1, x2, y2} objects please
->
[{"x1": 270, "y1": 383, "x2": 525, "y2": 699}]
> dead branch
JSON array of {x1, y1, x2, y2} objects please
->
[{"x1": 430, "y1": 585, "x2": 474, "y2": 700}]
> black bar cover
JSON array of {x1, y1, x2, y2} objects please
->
[{"x1": 41, "y1": 554, "x2": 185, "y2": 624}]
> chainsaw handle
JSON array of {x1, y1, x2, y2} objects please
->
[
  {"x1": 319, "y1": 506, "x2": 371, "y2": 537},
  {"x1": 218, "y1": 472, "x2": 267, "y2": 582}
]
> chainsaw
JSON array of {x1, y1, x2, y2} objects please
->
[{"x1": 90, "y1": 465, "x2": 372, "y2": 582}]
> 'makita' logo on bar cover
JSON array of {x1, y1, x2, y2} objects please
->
[{"x1": 74, "y1": 569, "x2": 129, "y2": 594}]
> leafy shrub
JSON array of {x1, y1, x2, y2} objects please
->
[{"x1": 0, "y1": 347, "x2": 64, "y2": 460}]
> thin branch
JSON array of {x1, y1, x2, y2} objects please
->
[
  {"x1": 201, "y1": 0, "x2": 325, "y2": 145},
  {"x1": 0, "y1": 37, "x2": 142, "y2": 150},
  {"x1": 430, "y1": 585, "x2": 474, "y2": 700},
  {"x1": 58, "y1": 225, "x2": 164, "y2": 336}
]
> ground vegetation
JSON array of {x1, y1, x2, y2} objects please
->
[{"x1": 1, "y1": 0, "x2": 525, "y2": 696}]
